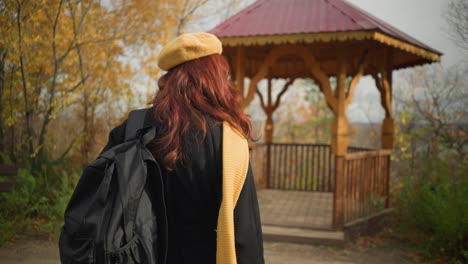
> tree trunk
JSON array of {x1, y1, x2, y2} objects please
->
[
  {"x1": 0, "y1": 48, "x2": 6, "y2": 161},
  {"x1": 16, "y1": 2, "x2": 35, "y2": 161}
]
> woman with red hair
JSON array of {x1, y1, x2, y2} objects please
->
[{"x1": 101, "y1": 33, "x2": 264, "y2": 264}]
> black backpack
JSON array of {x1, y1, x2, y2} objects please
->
[{"x1": 59, "y1": 109, "x2": 168, "y2": 264}]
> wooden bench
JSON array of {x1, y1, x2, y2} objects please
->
[{"x1": 0, "y1": 165, "x2": 18, "y2": 201}]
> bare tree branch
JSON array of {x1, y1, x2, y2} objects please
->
[{"x1": 446, "y1": 0, "x2": 468, "y2": 54}]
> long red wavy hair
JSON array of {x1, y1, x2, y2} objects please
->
[{"x1": 151, "y1": 54, "x2": 252, "y2": 170}]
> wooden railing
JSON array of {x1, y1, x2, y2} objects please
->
[
  {"x1": 250, "y1": 143, "x2": 378, "y2": 192},
  {"x1": 250, "y1": 143, "x2": 334, "y2": 191},
  {"x1": 333, "y1": 150, "x2": 391, "y2": 228},
  {"x1": 347, "y1": 146, "x2": 374, "y2": 153}
]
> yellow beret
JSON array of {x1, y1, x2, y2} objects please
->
[{"x1": 157, "y1": 32, "x2": 223, "y2": 71}]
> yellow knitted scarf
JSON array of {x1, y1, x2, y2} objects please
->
[{"x1": 216, "y1": 121, "x2": 249, "y2": 264}]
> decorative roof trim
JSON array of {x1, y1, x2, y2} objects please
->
[{"x1": 218, "y1": 31, "x2": 440, "y2": 62}]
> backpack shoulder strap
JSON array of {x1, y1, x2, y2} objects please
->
[{"x1": 125, "y1": 108, "x2": 149, "y2": 141}]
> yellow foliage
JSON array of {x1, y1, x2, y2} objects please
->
[{"x1": 0, "y1": 0, "x2": 208, "y2": 163}]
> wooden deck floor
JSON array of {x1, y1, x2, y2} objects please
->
[{"x1": 257, "y1": 189, "x2": 334, "y2": 230}]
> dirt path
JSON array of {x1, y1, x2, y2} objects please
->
[
  {"x1": 0, "y1": 232, "x2": 422, "y2": 264},
  {"x1": 264, "y1": 237, "x2": 420, "y2": 264}
]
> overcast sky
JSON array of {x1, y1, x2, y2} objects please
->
[
  {"x1": 345, "y1": 0, "x2": 465, "y2": 122},
  {"x1": 347, "y1": 0, "x2": 462, "y2": 67}
]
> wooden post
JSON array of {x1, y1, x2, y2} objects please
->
[
  {"x1": 333, "y1": 155, "x2": 345, "y2": 230},
  {"x1": 374, "y1": 48, "x2": 394, "y2": 150},
  {"x1": 329, "y1": 50, "x2": 368, "y2": 230},
  {"x1": 254, "y1": 76, "x2": 295, "y2": 188},
  {"x1": 331, "y1": 57, "x2": 349, "y2": 156},
  {"x1": 331, "y1": 57, "x2": 348, "y2": 230},
  {"x1": 381, "y1": 66, "x2": 393, "y2": 149},
  {"x1": 265, "y1": 78, "x2": 273, "y2": 188},
  {"x1": 264, "y1": 79, "x2": 273, "y2": 144},
  {"x1": 382, "y1": 117, "x2": 394, "y2": 149}
]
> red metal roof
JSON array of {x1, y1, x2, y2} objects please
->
[{"x1": 210, "y1": 0, "x2": 441, "y2": 54}]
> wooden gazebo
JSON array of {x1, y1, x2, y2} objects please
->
[{"x1": 210, "y1": 0, "x2": 441, "y2": 237}]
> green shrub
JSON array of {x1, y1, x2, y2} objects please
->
[
  {"x1": 0, "y1": 168, "x2": 36, "y2": 244},
  {"x1": 396, "y1": 157, "x2": 468, "y2": 263},
  {"x1": 0, "y1": 160, "x2": 80, "y2": 245}
]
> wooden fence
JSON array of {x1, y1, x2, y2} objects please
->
[
  {"x1": 249, "y1": 144, "x2": 378, "y2": 192},
  {"x1": 333, "y1": 150, "x2": 392, "y2": 228},
  {"x1": 250, "y1": 143, "x2": 334, "y2": 191}
]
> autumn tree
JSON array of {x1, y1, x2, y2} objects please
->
[
  {"x1": 394, "y1": 65, "x2": 468, "y2": 163},
  {"x1": 0, "y1": 0, "x2": 210, "y2": 167}
]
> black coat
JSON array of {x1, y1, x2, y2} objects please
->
[{"x1": 100, "y1": 109, "x2": 264, "y2": 264}]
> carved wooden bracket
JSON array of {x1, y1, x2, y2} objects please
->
[
  {"x1": 345, "y1": 50, "x2": 369, "y2": 108},
  {"x1": 240, "y1": 44, "x2": 336, "y2": 111},
  {"x1": 256, "y1": 78, "x2": 295, "y2": 114},
  {"x1": 371, "y1": 69, "x2": 392, "y2": 118}
]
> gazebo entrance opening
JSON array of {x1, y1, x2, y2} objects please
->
[{"x1": 210, "y1": 0, "x2": 441, "y2": 239}]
